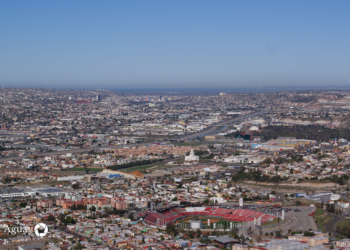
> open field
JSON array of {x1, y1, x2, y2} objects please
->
[
  {"x1": 263, "y1": 218, "x2": 279, "y2": 227},
  {"x1": 242, "y1": 181, "x2": 336, "y2": 195},
  {"x1": 336, "y1": 218, "x2": 350, "y2": 237},
  {"x1": 314, "y1": 208, "x2": 332, "y2": 232},
  {"x1": 65, "y1": 164, "x2": 164, "y2": 174},
  {"x1": 336, "y1": 219, "x2": 350, "y2": 230},
  {"x1": 16, "y1": 180, "x2": 70, "y2": 187},
  {"x1": 121, "y1": 163, "x2": 161, "y2": 173}
]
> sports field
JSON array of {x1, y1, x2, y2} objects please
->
[{"x1": 175, "y1": 216, "x2": 237, "y2": 230}]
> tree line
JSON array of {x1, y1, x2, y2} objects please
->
[
  {"x1": 107, "y1": 159, "x2": 162, "y2": 170},
  {"x1": 255, "y1": 125, "x2": 350, "y2": 141}
]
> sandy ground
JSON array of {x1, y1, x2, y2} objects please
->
[
  {"x1": 145, "y1": 170, "x2": 170, "y2": 177},
  {"x1": 244, "y1": 181, "x2": 337, "y2": 189}
]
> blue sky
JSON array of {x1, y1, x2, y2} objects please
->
[{"x1": 1, "y1": 1, "x2": 350, "y2": 90}]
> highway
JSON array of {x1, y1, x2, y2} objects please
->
[
  {"x1": 0, "y1": 110, "x2": 267, "y2": 163},
  {"x1": 180, "y1": 109, "x2": 267, "y2": 140}
]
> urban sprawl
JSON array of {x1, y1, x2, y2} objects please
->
[{"x1": 2, "y1": 88, "x2": 350, "y2": 250}]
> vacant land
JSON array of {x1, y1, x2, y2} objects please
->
[
  {"x1": 255, "y1": 125, "x2": 350, "y2": 141},
  {"x1": 122, "y1": 163, "x2": 161, "y2": 173},
  {"x1": 336, "y1": 219, "x2": 350, "y2": 231},
  {"x1": 17, "y1": 180, "x2": 69, "y2": 187},
  {"x1": 263, "y1": 218, "x2": 279, "y2": 227}
]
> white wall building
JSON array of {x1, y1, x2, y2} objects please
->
[{"x1": 185, "y1": 148, "x2": 199, "y2": 164}]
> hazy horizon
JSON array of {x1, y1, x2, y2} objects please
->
[{"x1": 1, "y1": 1, "x2": 350, "y2": 89}]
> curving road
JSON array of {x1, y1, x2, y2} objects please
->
[
  {"x1": 325, "y1": 213, "x2": 343, "y2": 237},
  {"x1": 180, "y1": 110, "x2": 267, "y2": 141}
]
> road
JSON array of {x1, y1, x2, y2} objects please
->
[
  {"x1": 325, "y1": 213, "x2": 343, "y2": 237},
  {"x1": 260, "y1": 206, "x2": 318, "y2": 235},
  {"x1": 0, "y1": 110, "x2": 267, "y2": 163},
  {"x1": 180, "y1": 110, "x2": 267, "y2": 140}
]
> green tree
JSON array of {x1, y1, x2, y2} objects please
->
[
  {"x1": 303, "y1": 231, "x2": 315, "y2": 237},
  {"x1": 166, "y1": 223, "x2": 176, "y2": 238},
  {"x1": 19, "y1": 202, "x2": 27, "y2": 208},
  {"x1": 73, "y1": 242, "x2": 85, "y2": 250},
  {"x1": 64, "y1": 216, "x2": 75, "y2": 225},
  {"x1": 47, "y1": 214, "x2": 56, "y2": 222},
  {"x1": 196, "y1": 228, "x2": 202, "y2": 238}
]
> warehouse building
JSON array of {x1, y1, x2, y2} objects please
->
[{"x1": 0, "y1": 187, "x2": 26, "y2": 199}]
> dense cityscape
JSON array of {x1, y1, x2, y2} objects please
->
[
  {"x1": 2, "y1": 0, "x2": 350, "y2": 249},
  {"x1": 1, "y1": 89, "x2": 350, "y2": 249}
]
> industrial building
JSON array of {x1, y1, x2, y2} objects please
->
[
  {"x1": 0, "y1": 187, "x2": 26, "y2": 199},
  {"x1": 28, "y1": 187, "x2": 65, "y2": 197}
]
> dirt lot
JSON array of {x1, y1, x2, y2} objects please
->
[
  {"x1": 244, "y1": 181, "x2": 337, "y2": 189},
  {"x1": 241, "y1": 181, "x2": 338, "y2": 194}
]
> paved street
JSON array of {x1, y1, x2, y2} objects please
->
[
  {"x1": 260, "y1": 206, "x2": 318, "y2": 235},
  {"x1": 180, "y1": 110, "x2": 267, "y2": 140},
  {"x1": 325, "y1": 213, "x2": 343, "y2": 237}
]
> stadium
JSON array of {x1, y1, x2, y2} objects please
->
[{"x1": 144, "y1": 206, "x2": 278, "y2": 230}]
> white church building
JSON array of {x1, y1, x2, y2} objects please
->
[{"x1": 185, "y1": 148, "x2": 199, "y2": 164}]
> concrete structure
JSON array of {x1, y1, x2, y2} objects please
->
[
  {"x1": 37, "y1": 200, "x2": 53, "y2": 208},
  {"x1": 189, "y1": 220, "x2": 202, "y2": 229},
  {"x1": 18, "y1": 243, "x2": 46, "y2": 250},
  {"x1": 338, "y1": 200, "x2": 350, "y2": 208},
  {"x1": 213, "y1": 236, "x2": 238, "y2": 248},
  {"x1": 130, "y1": 171, "x2": 144, "y2": 179},
  {"x1": 309, "y1": 236, "x2": 329, "y2": 246},
  {"x1": 232, "y1": 244, "x2": 249, "y2": 250},
  {"x1": 0, "y1": 187, "x2": 26, "y2": 199},
  {"x1": 30, "y1": 187, "x2": 65, "y2": 197},
  {"x1": 336, "y1": 239, "x2": 350, "y2": 247},
  {"x1": 254, "y1": 239, "x2": 309, "y2": 250},
  {"x1": 249, "y1": 126, "x2": 259, "y2": 131},
  {"x1": 57, "y1": 175, "x2": 85, "y2": 181},
  {"x1": 114, "y1": 200, "x2": 127, "y2": 210},
  {"x1": 185, "y1": 148, "x2": 199, "y2": 164}
]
